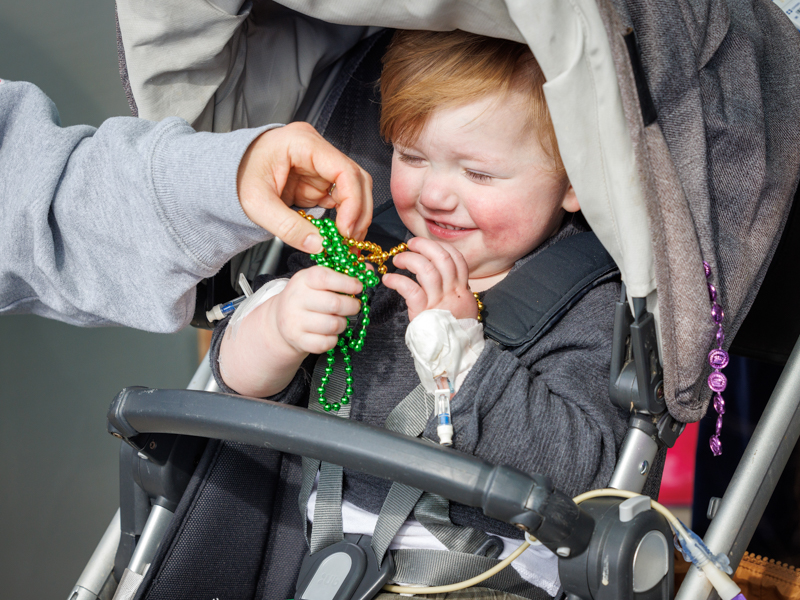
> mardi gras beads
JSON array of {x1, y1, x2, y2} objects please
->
[
  {"x1": 704, "y1": 260, "x2": 728, "y2": 456},
  {"x1": 300, "y1": 212, "x2": 381, "y2": 411},
  {"x1": 298, "y1": 211, "x2": 485, "y2": 409}
]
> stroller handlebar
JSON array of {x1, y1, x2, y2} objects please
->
[{"x1": 107, "y1": 386, "x2": 594, "y2": 557}]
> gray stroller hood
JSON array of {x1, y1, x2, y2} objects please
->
[{"x1": 117, "y1": 0, "x2": 800, "y2": 422}]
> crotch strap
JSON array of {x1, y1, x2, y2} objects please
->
[{"x1": 298, "y1": 356, "x2": 501, "y2": 566}]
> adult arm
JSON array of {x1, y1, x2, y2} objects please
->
[
  {"x1": 0, "y1": 82, "x2": 370, "y2": 330},
  {"x1": 0, "y1": 81, "x2": 271, "y2": 330}
]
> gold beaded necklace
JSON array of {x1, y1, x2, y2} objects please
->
[{"x1": 300, "y1": 210, "x2": 483, "y2": 318}]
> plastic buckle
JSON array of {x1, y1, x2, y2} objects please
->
[{"x1": 296, "y1": 534, "x2": 395, "y2": 600}]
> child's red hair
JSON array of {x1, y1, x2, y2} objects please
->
[{"x1": 380, "y1": 30, "x2": 564, "y2": 175}]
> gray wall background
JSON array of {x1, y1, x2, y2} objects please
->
[{"x1": 0, "y1": 3, "x2": 199, "y2": 598}]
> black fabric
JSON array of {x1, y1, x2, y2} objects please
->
[
  {"x1": 254, "y1": 454, "x2": 309, "y2": 600},
  {"x1": 482, "y1": 232, "x2": 619, "y2": 356},
  {"x1": 317, "y1": 29, "x2": 395, "y2": 218},
  {"x1": 135, "y1": 441, "x2": 284, "y2": 600}
]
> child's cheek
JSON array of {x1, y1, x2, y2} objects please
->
[{"x1": 390, "y1": 172, "x2": 416, "y2": 213}]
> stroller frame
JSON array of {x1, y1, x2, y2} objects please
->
[
  {"x1": 70, "y1": 329, "x2": 800, "y2": 600},
  {"x1": 74, "y1": 1, "x2": 800, "y2": 597}
]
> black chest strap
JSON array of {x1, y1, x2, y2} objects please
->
[{"x1": 481, "y1": 231, "x2": 619, "y2": 356}]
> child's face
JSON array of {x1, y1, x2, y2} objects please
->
[{"x1": 390, "y1": 91, "x2": 579, "y2": 285}]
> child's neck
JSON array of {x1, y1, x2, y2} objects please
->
[{"x1": 468, "y1": 270, "x2": 510, "y2": 293}]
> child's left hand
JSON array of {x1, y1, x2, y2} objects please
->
[{"x1": 383, "y1": 237, "x2": 479, "y2": 322}]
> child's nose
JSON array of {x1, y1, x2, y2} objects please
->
[{"x1": 419, "y1": 174, "x2": 458, "y2": 211}]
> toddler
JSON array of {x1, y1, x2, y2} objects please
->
[{"x1": 212, "y1": 30, "x2": 625, "y2": 599}]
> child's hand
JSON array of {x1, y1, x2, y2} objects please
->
[
  {"x1": 219, "y1": 265, "x2": 363, "y2": 397},
  {"x1": 270, "y1": 266, "x2": 364, "y2": 355},
  {"x1": 383, "y1": 237, "x2": 478, "y2": 322}
]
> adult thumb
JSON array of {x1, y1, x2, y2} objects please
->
[{"x1": 265, "y1": 203, "x2": 323, "y2": 254}]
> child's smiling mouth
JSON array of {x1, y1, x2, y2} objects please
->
[
  {"x1": 426, "y1": 219, "x2": 475, "y2": 238},
  {"x1": 434, "y1": 221, "x2": 467, "y2": 231}
]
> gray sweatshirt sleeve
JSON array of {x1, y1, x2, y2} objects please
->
[{"x1": 0, "y1": 80, "x2": 276, "y2": 331}]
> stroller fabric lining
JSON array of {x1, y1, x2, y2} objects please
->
[{"x1": 116, "y1": 0, "x2": 800, "y2": 422}]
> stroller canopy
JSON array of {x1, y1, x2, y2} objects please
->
[{"x1": 117, "y1": 0, "x2": 800, "y2": 421}]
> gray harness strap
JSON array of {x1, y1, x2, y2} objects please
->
[
  {"x1": 301, "y1": 364, "x2": 496, "y2": 561},
  {"x1": 369, "y1": 385, "x2": 431, "y2": 564},
  {"x1": 297, "y1": 358, "x2": 536, "y2": 597},
  {"x1": 414, "y1": 492, "x2": 499, "y2": 556},
  {"x1": 299, "y1": 355, "x2": 351, "y2": 553}
]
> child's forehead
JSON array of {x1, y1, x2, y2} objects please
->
[{"x1": 398, "y1": 91, "x2": 536, "y2": 147}]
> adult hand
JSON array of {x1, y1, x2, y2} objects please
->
[
  {"x1": 237, "y1": 122, "x2": 373, "y2": 254},
  {"x1": 383, "y1": 237, "x2": 479, "y2": 322}
]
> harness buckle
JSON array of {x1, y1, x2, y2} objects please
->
[{"x1": 296, "y1": 534, "x2": 396, "y2": 600}]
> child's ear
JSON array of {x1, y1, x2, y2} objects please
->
[{"x1": 561, "y1": 184, "x2": 580, "y2": 213}]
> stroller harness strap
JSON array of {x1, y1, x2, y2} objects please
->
[
  {"x1": 299, "y1": 354, "x2": 352, "y2": 554},
  {"x1": 301, "y1": 366, "x2": 494, "y2": 558},
  {"x1": 299, "y1": 364, "x2": 502, "y2": 568},
  {"x1": 482, "y1": 231, "x2": 619, "y2": 356}
]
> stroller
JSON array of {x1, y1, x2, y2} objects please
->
[{"x1": 71, "y1": 1, "x2": 800, "y2": 599}]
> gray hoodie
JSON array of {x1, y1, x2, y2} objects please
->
[{"x1": 0, "y1": 79, "x2": 274, "y2": 331}]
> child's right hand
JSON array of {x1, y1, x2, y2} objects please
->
[
  {"x1": 269, "y1": 266, "x2": 364, "y2": 355},
  {"x1": 219, "y1": 265, "x2": 363, "y2": 397}
]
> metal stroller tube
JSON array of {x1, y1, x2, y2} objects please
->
[
  {"x1": 675, "y1": 335, "x2": 800, "y2": 600},
  {"x1": 68, "y1": 510, "x2": 121, "y2": 600}
]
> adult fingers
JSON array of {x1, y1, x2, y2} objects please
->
[
  {"x1": 237, "y1": 123, "x2": 372, "y2": 251},
  {"x1": 333, "y1": 168, "x2": 373, "y2": 240},
  {"x1": 283, "y1": 123, "x2": 373, "y2": 240},
  {"x1": 237, "y1": 131, "x2": 324, "y2": 253}
]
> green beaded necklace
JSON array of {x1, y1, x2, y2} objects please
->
[
  {"x1": 297, "y1": 210, "x2": 482, "y2": 412},
  {"x1": 301, "y1": 212, "x2": 382, "y2": 412}
]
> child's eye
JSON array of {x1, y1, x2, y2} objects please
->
[
  {"x1": 398, "y1": 152, "x2": 424, "y2": 165},
  {"x1": 465, "y1": 170, "x2": 493, "y2": 183}
]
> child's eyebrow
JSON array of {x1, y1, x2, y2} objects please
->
[{"x1": 452, "y1": 149, "x2": 501, "y2": 165}]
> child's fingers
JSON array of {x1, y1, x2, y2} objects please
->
[
  {"x1": 299, "y1": 289, "x2": 361, "y2": 318},
  {"x1": 276, "y1": 305, "x2": 348, "y2": 354},
  {"x1": 406, "y1": 237, "x2": 461, "y2": 292},
  {"x1": 294, "y1": 331, "x2": 342, "y2": 355},
  {"x1": 391, "y1": 251, "x2": 444, "y2": 304},
  {"x1": 434, "y1": 242, "x2": 470, "y2": 288},
  {"x1": 303, "y1": 265, "x2": 364, "y2": 297},
  {"x1": 297, "y1": 312, "x2": 350, "y2": 337},
  {"x1": 383, "y1": 272, "x2": 429, "y2": 318}
]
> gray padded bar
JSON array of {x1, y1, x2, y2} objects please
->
[
  {"x1": 110, "y1": 387, "x2": 494, "y2": 512},
  {"x1": 109, "y1": 386, "x2": 595, "y2": 554},
  {"x1": 675, "y1": 335, "x2": 800, "y2": 600}
]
